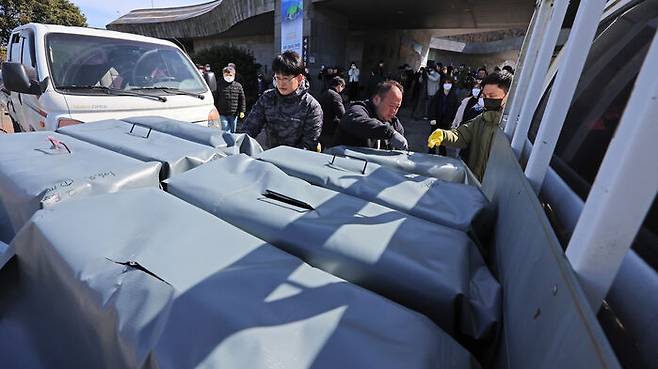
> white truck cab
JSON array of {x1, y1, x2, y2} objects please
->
[{"x1": 1, "y1": 23, "x2": 219, "y2": 132}]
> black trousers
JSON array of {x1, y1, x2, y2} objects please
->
[{"x1": 348, "y1": 82, "x2": 359, "y2": 101}]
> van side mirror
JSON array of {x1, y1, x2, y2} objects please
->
[
  {"x1": 203, "y1": 71, "x2": 217, "y2": 92},
  {"x1": 1, "y1": 62, "x2": 48, "y2": 96}
]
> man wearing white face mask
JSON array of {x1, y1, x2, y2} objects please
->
[{"x1": 216, "y1": 66, "x2": 246, "y2": 133}]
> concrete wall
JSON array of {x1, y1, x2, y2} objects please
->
[
  {"x1": 308, "y1": 6, "x2": 348, "y2": 70},
  {"x1": 429, "y1": 37, "x2": 524, "y2": 54},
  {"x1": 344, "y1": 33, "x2": 365, "y2": 69},
  {"x1": 273, "y1": 0, "x2": 350, "y2": 94},
  {"x1": 350, "y1": 29, "x2": 510, "y2": 89},
  {"x1": 193, "y1": 34, "x2": 276, "y2": 72},
  {"x1": 444, "y1": 28, "x2": 527, "y2": 43},
  {"x1": 355, "y1": 28, "x2": 510, "y2": 72},
  {"x1": 428, "y1": 48, "x2": 520, "y2": 71},
  {"x1": 186, "y1": 0, "x2": 523, "y2": 91}
]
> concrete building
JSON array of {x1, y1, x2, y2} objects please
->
[{"x1": 108, "y1": 0, "x2": 534, "y2": 88}]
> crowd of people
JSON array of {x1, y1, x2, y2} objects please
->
[{"x1": 212, "y1": 51, "x2": 514, "y2": 181}]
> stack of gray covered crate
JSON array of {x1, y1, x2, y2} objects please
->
[
  {"x1": 0, "y1": 127, "x2": 497, "y2": 368},
  {"x1": 56, "y1": 117, "x2": 263, "y2": 181},
  {"x1": 122, "y1": 116, "x2": 263, "y2": 156},
  {"x1": 166, "y1": 154, "x2": 502, "y2": 344},
  {"x1": 325, "y1": 145, "x2": 480, "y2": 184},
  {"x1": 58, "y1": 119, "x2": 226, "y2": 180},
  {"x1": 1, "y1": 188, "x2": 480, "y2": 369},
  {"x1": 257, "y1": 146, "x2": 495, "y2": 245},
  {"x1": 0, "y1": 132, "x2": 161, "y2": 243}
]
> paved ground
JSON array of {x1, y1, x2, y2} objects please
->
[{"x1": 396, "y1": 107, "x2": 432, "y2": 153}]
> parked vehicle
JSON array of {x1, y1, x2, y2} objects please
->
[{"x1": 0, "y1": 23, "x2": 219, "y2": 132}]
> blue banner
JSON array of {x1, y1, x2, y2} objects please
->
[{"x1": 281, "y1": 0, "x2": 304, "y2": 56}]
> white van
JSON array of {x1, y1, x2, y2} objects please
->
[{"x1": 1, "y1": 23, "x2": 219, "y2": 132}]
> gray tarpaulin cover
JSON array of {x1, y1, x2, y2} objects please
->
[
  {"x1": 167, "y1": 155, "x2": 501, "y2": 343},
  {"x1": 122, "y1": 116, "x2": 264, "y2": 156},
  {"x1": 58, "y1": 119, "x2": 225, "y2": 180},
  {"x1": 325, "y1": 146, "x2": 478, "y2": 184},
  {"x1": 0, "y1": 132, "x2": 161, "y2": 243},
  {"x1": 0, "y1": 240, "x2": 8, "y2": 269},
  {"x1": 257, "y1": 146, "x2": 495, "y2": 243},
  {"x1": 2, "y1": 188, "x2": 479, "y2": 369}
]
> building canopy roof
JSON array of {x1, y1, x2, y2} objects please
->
[
  {"x1": 110, "y1": 1, "x2": 222, "y2": 25},
  {"x1": 108, "y1": 0, "x2": 534, "y2": 39}
]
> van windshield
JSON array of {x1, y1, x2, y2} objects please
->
[{"x1": 46, "y1": 33, "x2": 207, "y2": 95}]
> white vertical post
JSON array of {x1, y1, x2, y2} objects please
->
[
  {"x1": 502, "y1": 0, "x2": 541, "y2": 115},
  {"x1": 504, "y1": 0, "x2": 554, "y2": 138},
  {"x1": 566, "y1": 28, "x2": 658, "y2": 311},
  {"x1": 509, "y1": 0, "x2": 570, "y2": 157},
  {"x1": 525, "y1": 0, "x2": 606, "y2": 193}
]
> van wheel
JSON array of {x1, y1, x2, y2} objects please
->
[{"x1": 11, "y1": 117, "x2": 22, "y2": 133}]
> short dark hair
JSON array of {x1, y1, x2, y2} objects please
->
[
  {"x1": 481, "y1": 71, "x2": 513, "y2": 93},
  {"x1": 329, "y1": 76, "x2": 345, "y2": 88},
  {"x1": 467, "y1": 77, "x2": 479, "y2": 89},
  {"x1": 374, "y1": 80, "x2": 404, "y2": 99},
  {"x1": 272, "y1": 51, "x2": 304, "y2": 76},
  {"x1": 478, "y1": 67, "x2": 488, "y2": 74},
  {"x1": 502, "y1": 65, "x2": 515, "y2": 74}
]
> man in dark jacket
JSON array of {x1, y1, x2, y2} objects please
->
[
  {"x1": 318, "y1": 76, "x2": 346, "y2": 149},
  {"x1": 333, "y1": 80, "x2": 408, "y2": 150},
  {"x1": 217, "y1": 66, "x2": 246, "y2": 133},
  {"x1": 367, "y1": 60, "x2": 387, "y2": 97},
  {"x1": 242, "y1": 51, "x2": 322, "y2": 150}
]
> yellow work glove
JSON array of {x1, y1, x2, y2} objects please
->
[
  {"x1": 239, "y1": 112, "x2": 245, "y2": 119},
  {"x1": 316, "y1": 142, "x2": 322, "y2": 152},
  {"x1": 427, "y1": 129, "x2": 445, "y2": 148}
]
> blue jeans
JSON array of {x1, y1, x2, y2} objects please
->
[{"x1": 220, "y1": 115, "x2": 238, "y2": 133}]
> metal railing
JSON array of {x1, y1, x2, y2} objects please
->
[{"x1": 512, "y1": 0, "x2": 658, "y2": 311}]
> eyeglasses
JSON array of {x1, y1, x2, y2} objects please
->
[{"x1": 273, "y1": 75, "x2": 298, "y2": 83}]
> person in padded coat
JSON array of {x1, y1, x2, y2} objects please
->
[
  {"x1": 242, "y1": 51, "x2": 322, "y2": 150},
  {"x1": 318, "y1": 76, "x2": 346, "y2": 149},
  {"x1": 216, "y1": 66, "x2": 246, "y2": 133},
  {"x1": 333, "y1": 80, "x2": 408, "y2": 151},
  {"x1": 428, "y1": 76, "x2": 460, "y2": 130}
]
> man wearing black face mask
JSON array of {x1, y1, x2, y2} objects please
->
[{"x1": 427, "y1": 71, "x2": 512, "y2": 180}]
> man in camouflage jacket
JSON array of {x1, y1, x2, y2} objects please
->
[{"x1": 242, "y1": 51, "x2": 322, "y2": 150}]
